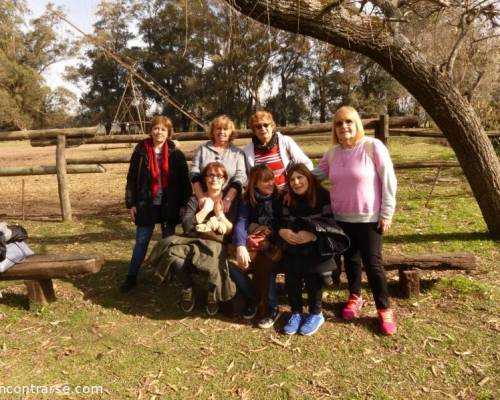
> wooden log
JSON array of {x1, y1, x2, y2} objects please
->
[
  {"x1": 394, "y1": 160, "x2": 460, "y2": 169},
  {"x1": 28, "y1": 116, "x2": 420, "y2": 146},
  {"x1": 24, "y1": 279, "x2": 56, "y2": 305},
  {"x1": 57, "y1": 135, "x2": 72, "y2": 222},
  {"x1": 375, "y1": 114, "x2": 390, "y2": 145},
  {"x1": 399, "y1": 269, "x2": 420, "y2": 298},
  {"x1": 30, "y1": 138, "x2": 86, "y2": 147},
  {"x1": 0, "y1": 254, "x2": 104, "y2": 281},
  {"x1": 0, "y1": 126, "x2": 99, "y2": 141},
  {"x1": 390, "y1": 128, "x2": 500, "y2": 138},
  {"x1": 0, "y1": 165, "x2": 106, "y2": 176},
  {"x1": 383, "y1": 253, "x2": 476, "y2": 271}
]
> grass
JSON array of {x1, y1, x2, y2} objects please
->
[{"x1": 0, "y1": 136, "x2": 499, "y2": 399}]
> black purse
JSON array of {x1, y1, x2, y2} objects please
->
[{"x1": 7, "y1": 224, "x2": 28, "y2": 243}]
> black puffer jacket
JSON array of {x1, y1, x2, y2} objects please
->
[
  {"x1": 125, "y1": 139, "x2": 192, "y2": 226},
  {"x1": 279, "y1": 187, "x2": 348, "y2": 274}
]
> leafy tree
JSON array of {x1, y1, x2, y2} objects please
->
[
  {"x1": 0, "y1": 0, "x2": 70, "y2": 130},
  {"x1": 223, "y1": 0, "x2": 500, "y2": 238},
  {"x1": 67, "y1": 0, "x2": 135, "y2": 131}
]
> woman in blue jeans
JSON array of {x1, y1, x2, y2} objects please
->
[
  {"x1": 229, "y1": 164, "x2": 282, "y2": 328},
  {"x1": 121, "y1": 116, "x2": 192, "y2": 293}
]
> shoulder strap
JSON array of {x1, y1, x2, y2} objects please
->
[
  {"x1": 327, "y1": 146, "x2": 338, "y2": 166},
  {"x1": 328, "y1": 140, "x2": 374, "y2": 166},
  {"x1": 363, "y1": 138, "x2": 374, "y2": 162}
]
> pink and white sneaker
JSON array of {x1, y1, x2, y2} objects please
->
[
  {"x1": 342, "y1": 294, "x2": 364, "y2": 320},
  {"x1": 378, "y1": 308, "x2": 397, "y2": 335}
]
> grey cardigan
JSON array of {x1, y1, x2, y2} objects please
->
[{"x1": 190, "y1": 141, "x2": 247, "y2": 192}]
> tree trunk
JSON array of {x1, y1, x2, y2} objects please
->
[{"x1": 224, "y1": 0, "x2": 500, "y2": 238}]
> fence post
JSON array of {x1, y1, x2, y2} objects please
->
[
  {"x1": 56, "y1": 134, "x2": 72, "y2": 221},
  {"x1": 376, "y1": 114, "x2": 390, "y2": 145}
]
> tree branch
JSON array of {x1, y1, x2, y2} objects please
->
[{"x1": 444, "y1": 12, "x2": 471, "y2": 75}]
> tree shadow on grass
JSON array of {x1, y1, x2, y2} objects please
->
[
  {"x1": 29, "y1": 217, "x2": 134, "y2": 246},
  {"x1": 0, "y1": 292, "x2": 29, "y2": 310},
  {"x1": 385, "y1": 231, "x2": 490, "y2": 244},
  {"x1": 68, "y1": 258, "x2": 250, "y2": 325}
]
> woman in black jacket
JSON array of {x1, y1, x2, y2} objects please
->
[
  {"x1": 279, "y1": 163, "x2": 348, "y2": 336},
  {"x1": 121, "y1": 116, "x2": 192, "y2": 293}
]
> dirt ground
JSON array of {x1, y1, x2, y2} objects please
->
[
  {"x1": 0, "y1": 138, "x2": 248, "y2": 220},
  {"x1": 1, "y1": 141, "x2": 155, "y2": 220}
]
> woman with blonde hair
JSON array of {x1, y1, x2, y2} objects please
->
[
  {"x1": 313, "y1": 106, "x2": 398, "y2": 335},
  {"x1": 191, "y1": 115, "x2": 247, "y2": 213}
]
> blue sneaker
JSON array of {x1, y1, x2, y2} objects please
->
[
  {"x1": 299, "y1": 313, "x2": 325, "y2": 336},
  {"x1": 283, "y1": 313, "x2": 303, "y2": 335}
]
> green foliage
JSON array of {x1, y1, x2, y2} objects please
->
[
  {"x1": 439, "y1": 276, "x2": 491, "y2": 297},
  {"x1": 0, "y1": 1, "x2": 72, "y2": 130}
]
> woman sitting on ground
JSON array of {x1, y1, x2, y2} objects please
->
[
  {"x1": 230, "y1": 164, "x2": 282, "y2": 328},
  {"x1": 279, "y1": 164, "x2": 349, "y2": 336},
  {"x1": 148, "y1": 162, "x2": 239, "y2": 315}
]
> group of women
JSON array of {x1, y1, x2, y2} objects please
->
[{"x1": 121, "y1": 107, "x2": 398, "y2": 336}]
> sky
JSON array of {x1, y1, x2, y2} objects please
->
[{"x1": 26, "y1": 0, "x2": 100, "y2": 97}]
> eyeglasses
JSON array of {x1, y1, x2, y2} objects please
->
[
  {"x1": 335, "y1": 119, "x2": 354, "y2": 127},
  {"x1": 207, "y1": 174, "x2": 225, "y2": 180},
  {"x1": 255, "y1": 123, "x2": 271, "y2": 130}
]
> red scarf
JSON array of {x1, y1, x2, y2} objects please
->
[{"x1": 144, "y1": 138, "x2": 169, "y2": 198}]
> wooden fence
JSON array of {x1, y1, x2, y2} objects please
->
[{"x1": 1, "y1": 115, "x2": 497, "y2": 221}]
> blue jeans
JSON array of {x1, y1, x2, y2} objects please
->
[
  {"x1": 229, "y1": 264, "x2": 278, "y2": 309},
  {"x1": 127, "y1": 207, "x2": 175, "y2": 277}
]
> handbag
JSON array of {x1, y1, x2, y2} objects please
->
[{"x1": 0, "y1": 241, "x2": 34, "y2": 273}]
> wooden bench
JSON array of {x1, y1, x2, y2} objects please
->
[
  {"x1": 383, "y1": 253, "x2": 477, "y2": 297},
  {"x1": 0, "y1": 254, "x2": 103, "y2": 307}
]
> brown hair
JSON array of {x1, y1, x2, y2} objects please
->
[
  {"x1": 200, "y1": 162, "x2": 228, "y2": 192},
  {"x1": 286, "y1": 163, "x2": 320, "y2": 208},
  {"x1": 150, "y1": 115, "x2": 174, "y2": 138},
  {"x1": 332, "y1": 106, "x2": 365, "y2": 145},
  {"x1": 207, "y1": 115, "x2": 236, "y2": 144},
  {"x1": 245, "y1": 164, "x2": 277, "y2": 207},
  {"x1": 248, "y1": 111, "x2": 277, "y2": 132}
]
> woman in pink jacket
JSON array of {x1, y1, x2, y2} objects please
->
[{"x1": 314, "y1": 106, "x2": 398, "y2": 335}]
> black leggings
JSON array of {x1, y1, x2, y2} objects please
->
[
  {"x1": 284, "y1": 255, "x2": 323, "y2": 315},
  {"x1": 338, "y1": 221, "x2": 390, "y2": 310}
]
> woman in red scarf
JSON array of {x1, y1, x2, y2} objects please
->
[{"x1": 121, "y1": 116, "x2": 192, "y2": 293}]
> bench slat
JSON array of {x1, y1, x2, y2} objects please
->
[
  {"x1": 383, "y1": 253, "x2": 476, "y2": 271},
  {"x1": 0, "y1": 254, "x2": 104, "y2": 280}
]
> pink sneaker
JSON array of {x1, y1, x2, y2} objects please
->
[
  {"x1": 378, "y1": 308, "x2": 397, "y2": 335},
  {"x1": 342, "y1": 294, "x2": 364, "y2": 320}
]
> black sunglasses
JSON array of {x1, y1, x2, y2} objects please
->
[{"x1": 335, "y1": 119, "x2": 354, "y2": 127}]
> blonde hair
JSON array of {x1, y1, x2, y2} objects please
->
[
  {"x1": 150, "y1": 115, "x2": 174, "y2": 138},
  {"x1": 207, "y1": 115, "x2": 236, "y2": 143},
  {"x1": 248, "y1": 111, "x2": 277, "y2": 132},
  {"x1": 332, "y1": 106, "x2": 365, "y2": 145}
]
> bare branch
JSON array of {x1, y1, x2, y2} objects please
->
[{"x1": 444, "y1": 12, "x2": 472, "y2": 74}]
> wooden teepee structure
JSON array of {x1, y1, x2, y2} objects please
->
[{"x1": 112, "y1": 69, "x2": 147, "y2": 135}]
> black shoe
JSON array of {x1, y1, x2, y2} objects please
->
[
  {"x1": 257, "y1": 308, "x2": 281, "y2": 329},
  {"x1": 180, "y1": 287, "x2": 195, "y2": 313},
  {"x1": 120, "y1": 275, "x2": 137, "y2": 293},
  {"x1": 242, "y1": 301, "x2": 258, "y2": 320},
  {"x1": 206, "y1": 289, "x2": 219, "y2": 316}
]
